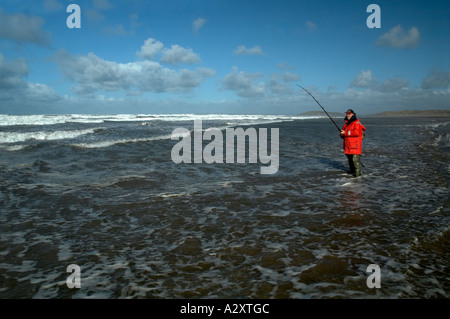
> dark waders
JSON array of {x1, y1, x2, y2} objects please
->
[{"x1": 346, "y1": 154, "x2": 361, "y2": 177}]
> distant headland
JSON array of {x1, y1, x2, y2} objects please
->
[
  {"x1": 366, "y1": 110, "x2": 450, "y2": 117},
  {"x1": 299, "y1": 111, "x2": 343, "y2": 117},
  {"x1": 300, "y1": 110, "x2": 450, "y2": 118}
]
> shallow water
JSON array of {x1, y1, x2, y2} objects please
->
[{"x1": 0, "y1": 114, "x2": 448, "y2": 298}]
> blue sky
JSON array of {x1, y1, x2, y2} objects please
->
[{"x1": 0, "y1": 0, "x2": 449, "y2": 115}]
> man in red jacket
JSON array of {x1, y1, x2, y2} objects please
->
[{"x1": 340, "y1": 109, "x2": 366, "y2": 177}]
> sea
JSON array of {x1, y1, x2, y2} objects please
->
[{"x1": 0, "y1": 113, "x2": 448, "y2": 299}]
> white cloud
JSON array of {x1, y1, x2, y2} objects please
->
[
  {"x1": 283, "y1": 71, "x2": 300, "y2": 82},
  {"x1": 129, "y1": 14, "x2": 140, "y2": 29},
  {"x1": 161, "y1": 45, "x2": 201, "y2": 65},
  {"x1": 233, "y1": 45, "x2": 264, "y2": 56},
  {"x1": 269, "y1": 77, "x2": 291, "y2": 95},
  {"x1": 306, "y1": 21, "x2": 317, "y2": 32},
  {"x1": 421, "y1": 68, "x2": 450, "y2": 89},
  {"x1": 0, "y1": 54, "x2": 28, "y2": 89},
  {"x1": 349, "y1": 70, "x2": 409, "y2": 93},
  {"x1": 221, "y1": 67, "x2": 302, "y2": 99},
  {"x1": 83, "y1": 0, "x2": 113, "y2": 24},
  {"x1": 137, "y1": 38, "x2": 201, "y2": 65},
  {"x1": 0, "y1": 53, "x2": 60, "y2": 103},
  {"x1": 349, "y1": 69, "x2": 411, "y2": 93},
  {"x1": 377, "y1": 77, "x2": 409, "y2": 93},
  {"x1": 349, "y1": 70, "x2": 377, "y2": 88},
  {"x1": 25, "y1": 82, "x2": 60, "y2": 102},
  {"x1": 193, "y1": 18, "x2": 207, "y2": 33},
  {"x1": 0, "y1": 7, "x2": 51, "y2": 46},
  {"x1": 137, "y1": 38, "x2": 164, "y2": 59},
  {"x1": 93, "y1": 0, "x2": 113, "y2": 10},
  {"x1": 43, "y1": 0, "x2": 63, "y2": 12},
  {"x1": 222, "y1": 67, "x2": 266, "y2": 97},
  {"x1": 269, "y1": 72, "x2": 300, "y2": 95},
  {"x1": 53, "y1": 48, "x2": 215, "y2": 96},
  {"x1": 102, "y1": 25, "x2": 127, "y2": 36},
  {"x1": 376, "y1": 25, "x2": 420, "y2": 49},
  {"x1": 49, "y1": 37, "x2": 212, "y2": 97},
  {"x1": 277, "y1": 63, "x2": 296, "y2": 70}
]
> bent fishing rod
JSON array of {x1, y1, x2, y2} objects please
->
[{"x1": 297, "y1": 84, "x2": 341, "y2": 132}]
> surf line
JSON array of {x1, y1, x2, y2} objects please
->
[{"x1": 171, "y1": 119, "x2": 279, "y2": 174}]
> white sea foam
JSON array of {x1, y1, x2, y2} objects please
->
[
  {"x1": 0, "y1": 113, "x2": 317, "y2": 151},
  {"x1": 0, "y1": 144, "x2": 29, "y2": 151},
  {"x1": 0, "y1": 114, "x2": 70, "y2": 126},
  {"x1": 0, "y1": 128, "x2": 98, "y2": 144},
  {"x1": 0, "y1": 113, "x2": 318, "y2": 127},
  {"x1": 1, "y1": 113, "x2": 298, "y2": 150},
  {"x1": 341, "y1": 182, "x2": 353, "y2": 186},
  {"x1": 70, "y1": 133, "x2": 173, "y2": 149}
]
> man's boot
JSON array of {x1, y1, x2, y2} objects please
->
[
  {"x1": 347, "y1": 154, "x2": 355, "y2": 175},
  {"x1": 353, "y1": 155, "x2": 361, "y2": 177}
]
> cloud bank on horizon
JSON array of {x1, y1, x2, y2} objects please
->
[{"x1": 0, "y1": 0, "x2": 448, "y2": 115}]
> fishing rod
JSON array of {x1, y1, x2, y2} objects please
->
[{"x1": 297, "y1": 84, "x2": 341, "y2": 132}]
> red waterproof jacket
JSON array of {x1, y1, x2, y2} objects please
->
[{"x1": 341, "y1": 118, "x2": 366, "y2": 155}]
